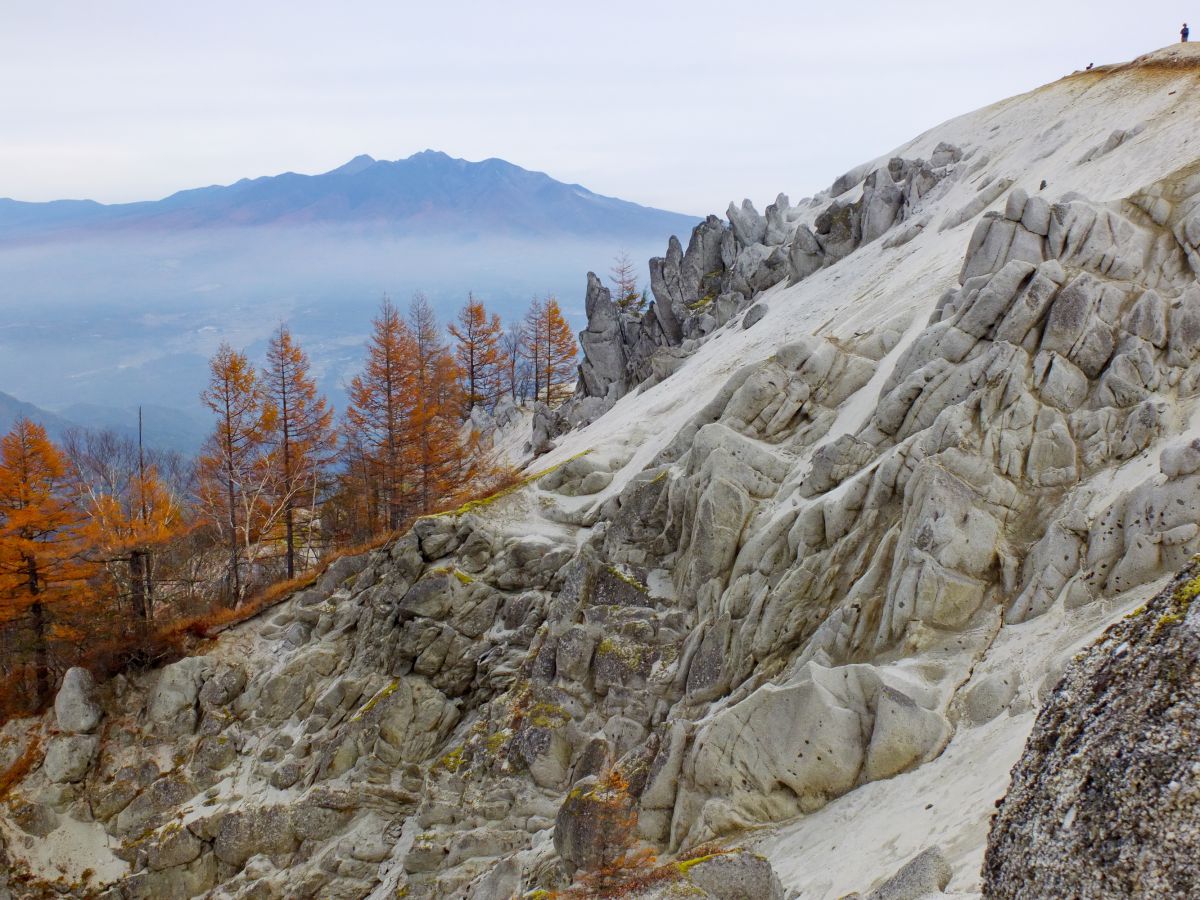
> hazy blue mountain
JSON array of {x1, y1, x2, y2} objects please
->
[
  {"x1": 56, "y1": 402, "x2": 209, "y2": 455},
  {"x1": 0, "y1": 392, "x2": 207, "y2": 454},
  {"x1": 0, "y1": 151, "x2": 697, "y2": 240},
  {"x1": 0, "y1": 152, "x2": 699, "y2": 421},
  {"x1": 0, "y1": 392, "x2": 76, "y2": 442}
]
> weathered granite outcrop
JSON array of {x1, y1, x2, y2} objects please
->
[
  {"x1": 983, "y1": 559, "x2": 1200, "y2": 898},
  {"x1": 555, "y1": 149, "x2": 964, "y2": 435}
]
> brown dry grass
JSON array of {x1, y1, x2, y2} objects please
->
[
  {"x1": 1066, "y1": 45, "x2": 1200, "y2": 80},
  {"x1": 167, "y1": 530, "x2": 399, "y2": 641},
  {"x1": 549, "y1": 844, "x2": 735, "y2": 898}
]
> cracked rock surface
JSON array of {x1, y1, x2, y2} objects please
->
[{"x1": 984, "y1": 560, "x2": 1200, "y2": 898}]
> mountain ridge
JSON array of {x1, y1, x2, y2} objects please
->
[
  {"x1": 0, "y1": 390, "x2": 208, "y2": 454},
  {"x1": 0, "y1": 150, "x2": 698, "y2": 240}
]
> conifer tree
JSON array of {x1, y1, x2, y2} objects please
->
[
  {"x1": 448, "y1": 294, "x2": 505, "y2": 414},
  {"x1": 328, "y1": 429, "x2": 377, "y2": 544},
  {"x1": 0, "y1": 419, "x2": 87, "y2": 704},
  {"x1": 263, "y1": 325, "x2": 335, "y2": 579},
  {"x1": 344, "y1": 296, "x2": 415, "y2": 531},
  {"x1": 521, "y1": 296, "x2": 577, "y2": 405},
  {"x1": 406, "y1": 294, "x2": 470, "y2": 514},
  {"x1": 522, "y1": 297, "x2": 546, "y2": 403},
  {"x1": 500, "y1": 319, "x2": 526, "y2": 402},
  {"x1": 198, "y1": 343, "x2": 271, "y2": 605},
  {"x1": 543, "y1": 298, "x2": 578, "y2": 405},
  {"x1": 609, "y1": 251, "x2": 646, "y2": 313}
]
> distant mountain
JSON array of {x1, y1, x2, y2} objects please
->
[
  {"x1": 0, "y1": 392, "x2": 206, "y2": 455},
  {"x1": 0, "y1": 392, "x2": 75, "y2": 442},
  {"x1": 0, "y1": 150, "x2": 697, "y2": 241},
  {"x1": 56, "y1": 402, "x2": 208, "y2": 455},
  {"x1": 0, "y1": 151, "x2": 700, "y2": 418}
]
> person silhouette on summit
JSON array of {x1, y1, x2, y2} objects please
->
[{"x1": 1183, "y1": 22, "x2": 1190, "y2": 42}]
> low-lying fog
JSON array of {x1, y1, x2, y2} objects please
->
[{"x1": 0, "y1": 225, "x2": 665, "y2": 439}]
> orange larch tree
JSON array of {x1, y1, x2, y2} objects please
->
[
  {"x1": 522, "y1": 296, "x2": 577, "y2": 406},
  {"x1": 263, "y1": 325, "x2": 335, "y2": 579},
  {"x1": 198, "y1": 343, "x2": 272, "y2": 605},
  {"x1": 66, "y1": 424, "x2": 190, "y2": 627},
  {"x1": 406, "y1": 294, "x2": 472, "y2": 514},
  {"x1": 329, "y1": 429, "x2": 378, "y2": 545},
  {"x1": 522, "y1": 296, "x2": 547, "y2": 403},
  {"x1": 542, "y1": 297, "x2": 578, "y2": 406},
  {"x1": 0, "y1": 419, "x2": 89, "y2": 704},
  {"x1": 344, "y1": 296, "x2": 415, "y2": 531},
  {"x1": 448, "y1": 293, "x2": 506, "y2": 414}
]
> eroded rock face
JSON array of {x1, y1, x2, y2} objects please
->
[
  {"x1": 148, "y1": 657, "x2": 214, "y2": 737},
  {"x1": 558, "y1": 149, "x2": 962, "y2": 430},
  {"x1": 984, "y1": 562, "x2": 1200, "y2": 898},
  {"x1": 680, "y1": 666, "x2": 949, "y2": 838},
  {"x1": 553, "y1": 774, "x2": 638, "y2": 876}
]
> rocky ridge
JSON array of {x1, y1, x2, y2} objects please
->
[
  {"x1": 532, "y1": 137, "x2": 964, "y2": 452},
  {"x1": 5, "y1": 44, "x2": 1200, "y2": 900}
]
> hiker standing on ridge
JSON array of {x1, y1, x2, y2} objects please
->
[{"x1": 1184, "y1": 22, "x2": 1190, "y2": 42}]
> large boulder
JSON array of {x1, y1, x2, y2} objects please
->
[
  {"x1": 681, "y1": 850, "x2": 785, "y2": 900},
  {"x1": 54, "y1": 667, "x2": 102, "y2": 734},
  {"x1": 553, "y1": 774, "x2": 639, "y2": 876},
  {"x1": 43, "y1": 734, "x2": 99, "y2": 783},
  {"x1": 148, "y1": 657, "x2": 215, "y2": 736},
  {"x1": 678, "y1": 662, "x2": 949, "y2": 843},
  {"x1": 984, "y1": 561, "x2": 1200, "y2": 897},
  {"x1": 212, "y1": 806, "x2": 298, "y2": 868},
  {"x1": 865, "y1": 847, "x2": 952, "y2": 899}
]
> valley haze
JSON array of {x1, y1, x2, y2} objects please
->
[{"x1": 0, "y1": 150, "x2": 698, "y2": 440}]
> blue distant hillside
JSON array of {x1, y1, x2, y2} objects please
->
[
  {"x1": 0, "y1": 150, "x2": 697, "y2": 240},
  {"x1": 0, "y1": 391, "x2": 208, "y2": 454}
]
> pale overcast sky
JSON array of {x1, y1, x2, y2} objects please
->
[{"x1": 0, "y1": 1, "x2": 1190, "y2": 215}]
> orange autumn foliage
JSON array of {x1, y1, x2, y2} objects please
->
[
  {"x1": 523, "y1": 295, "x2": 577, "y2": 406},
  {"x1": 81, "y1": 464, "x2": 185, "y2": 623},
  {"x1": 0, "y1": 419, "x2": 91, "y2": 704},
  {"x1": 198, "y1": 343, "x2": 273, "y2": 604},
  {"x1": 81, "y1": 466, "x2": 182, "y2": 553},
  {"x1": 342, "y1": 294, "x2": 491, "y2": 537},
  {"x1": 344, "y1": 296, "x2": 413, "y2": 532},
  {"x1": 449, "y1": 294, "x2": 507, "y2": 414},
  {"x1": 263, "y1": 324, "x2": 335, "y2": 579},
  {"x1": 406, "y1": 293, "x2": 477, "y2": 514}
]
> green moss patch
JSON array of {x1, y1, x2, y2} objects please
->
[
  {"x1": 351, "y1": 679, "x2": 401, "y2": 722},
  {"x1": 417, "y1": 449, "x2": 593, "y2": 521}
]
